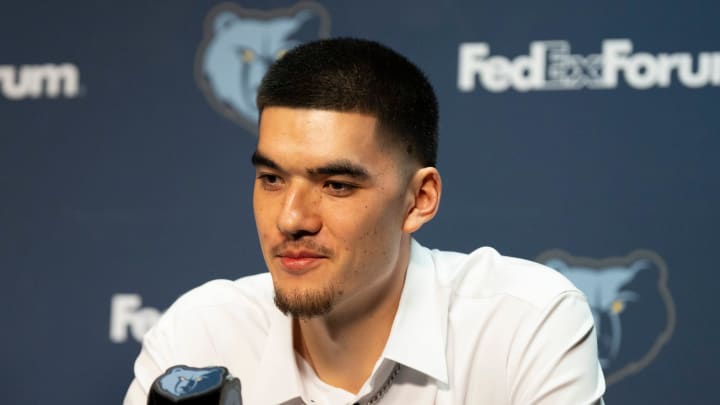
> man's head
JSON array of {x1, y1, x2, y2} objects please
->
[
  {"x1": 252, "y1": 38, "x2": 441, "y2": 319},
  {"x1": 256, "y1": 37, "x2": 438, "y2": 167}
]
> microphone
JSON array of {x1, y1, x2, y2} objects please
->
[{"x1": 147, "y1": 365, "x2": 242, "y2": 405}]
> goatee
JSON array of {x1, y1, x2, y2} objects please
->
[{"x1": 273, "y1": 285, "x2": 342, "y2": 319}]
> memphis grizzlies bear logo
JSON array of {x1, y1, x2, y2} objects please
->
[
  {"x1": 195, "y1": 2, "x2": 331, "y2": 133},
  {"x1": 154, "y1": 365, "x2": 225, "y2": 399},
  {"x1": 536, "y1": 249, "x2": 676, "y2": 385}
]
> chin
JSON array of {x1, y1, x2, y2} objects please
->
[{"x1": 273, "y1": 284, "x2": 338, "y2": 318}]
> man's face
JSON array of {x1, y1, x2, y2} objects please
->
[{"x1": 253, "y1": 107, "x2": 414, "y2": 318}]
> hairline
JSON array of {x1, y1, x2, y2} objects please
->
[{"x1": 257, "y1": 104, "x2": 426, "y2": 170}]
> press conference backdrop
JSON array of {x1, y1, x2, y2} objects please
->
[{"x1": 1, "y1": 0, "x2": 716, "y2": 403}]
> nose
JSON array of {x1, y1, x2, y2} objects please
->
[{"x1": 277, "y1": 183, "x2": 321, "y2": 239}]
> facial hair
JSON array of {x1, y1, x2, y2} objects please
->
[
  {"x1": 273, "y1": 284, "x2": 343, "y2": 319},
  {"x1": 270, "y1": 239, "x2": 339, "y2": 318}
]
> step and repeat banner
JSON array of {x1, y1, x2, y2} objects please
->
[{"x1": 2, "y1": 1, "x2": 717, "y2": 403}]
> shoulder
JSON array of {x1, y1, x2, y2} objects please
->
[
  {"x1": 428, "y1": 244, "x2": 581, "y2": 310},
  {"x1": 167, "y1": 273, "x2": 274, "y2": 312},
  {"x1": 161, "y1": 273, "x2": 273, "y2": 314},
  {"x1": 416, "y1": 243, "x2": 603, "y2": 401},
  {"x1": 132, "y1": 274, "x2": 280, "y2": 399},
  {"x1": 152, "y1": 273, "x2": 277, "y2": 337}
]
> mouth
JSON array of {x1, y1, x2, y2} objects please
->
[{"x1": 277, "y1": 251, "x2": 327, "y2": 273}]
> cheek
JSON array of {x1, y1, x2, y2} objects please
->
[
  {"x1": 328, "y1": 197, "x2": 404, "y2": 258},
  {"x1": 253, "y1": 191, "x2": 274, "y2": 229},
  {"x1": 252, "y1": 194, "x2": 277, "y2": 255}
]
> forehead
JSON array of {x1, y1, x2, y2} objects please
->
[{"x1": 257, "y1": 107, "x2": 398, "y2": 169}]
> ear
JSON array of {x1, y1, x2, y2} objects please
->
[{"x1": 402, "y1": 167, "x2": 442, "y2": 233}]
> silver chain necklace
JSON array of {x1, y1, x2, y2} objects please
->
[
  {"x1": 362, "y1": 363, "x2": 402, "y2": 405},
  {"x1": 302, "y1": 362, "x2": 401, "y2": 405}
]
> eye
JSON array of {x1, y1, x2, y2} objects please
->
[
  {"x1": 610, "y1": 300, "x2": 625, "y2": 314},
  {"x1": 323, "y1": 181, "x2": 357, "y2": 196},
  {"x1": 242, "y1": 49, "x2": 256, "y2": 63},
  {"x1": 257, "y1": 173, "x2": 283, "y2": 190}
]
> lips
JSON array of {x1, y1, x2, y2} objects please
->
[{"x1": 277, "y1": 251, "x2": 327, "y2": 273}]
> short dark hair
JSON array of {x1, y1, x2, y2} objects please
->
[{"x1": 256, "y1": 38, "x2": 438, "y2": 167}]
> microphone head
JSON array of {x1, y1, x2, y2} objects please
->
[{"x1": 147, "y1": 365, "x2": 242, "y2": 404}]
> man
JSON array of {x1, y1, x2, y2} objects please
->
[{"x1": 125, "y1": 38, "x2": 605, "y2": 404}]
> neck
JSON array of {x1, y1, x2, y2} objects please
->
[{"x1": 293, "y1": 237, "x2": 411, "y2": 393}]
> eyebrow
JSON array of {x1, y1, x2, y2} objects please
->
[
  {"x1": 251, "y1": 151, "x2": 370, "y2": 180},
  {"x1": 251, "y1": 150, "x2": 280, "y2": 170},
  {"x1": 309, "y1": 160, "x2": 370, "y2": 180}
]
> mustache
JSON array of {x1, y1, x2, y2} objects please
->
[{"x1": 271, "y1": 239, "x2": 334, "y2": 257}]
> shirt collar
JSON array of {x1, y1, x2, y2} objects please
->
[
  {"x1": 382, "y1": 238, "x2": 450, "y2": 384},
  {"x1": 251, "y1": 239, "x2": 450, "y2": 404}
]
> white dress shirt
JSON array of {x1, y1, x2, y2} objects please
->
[{"x1": 124, "y1": 239, "x2": 605, "y2": 404}]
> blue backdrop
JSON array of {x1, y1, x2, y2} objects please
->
[{"x1": 2, "y1": 1, "x2": 717, "y2": 403}]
